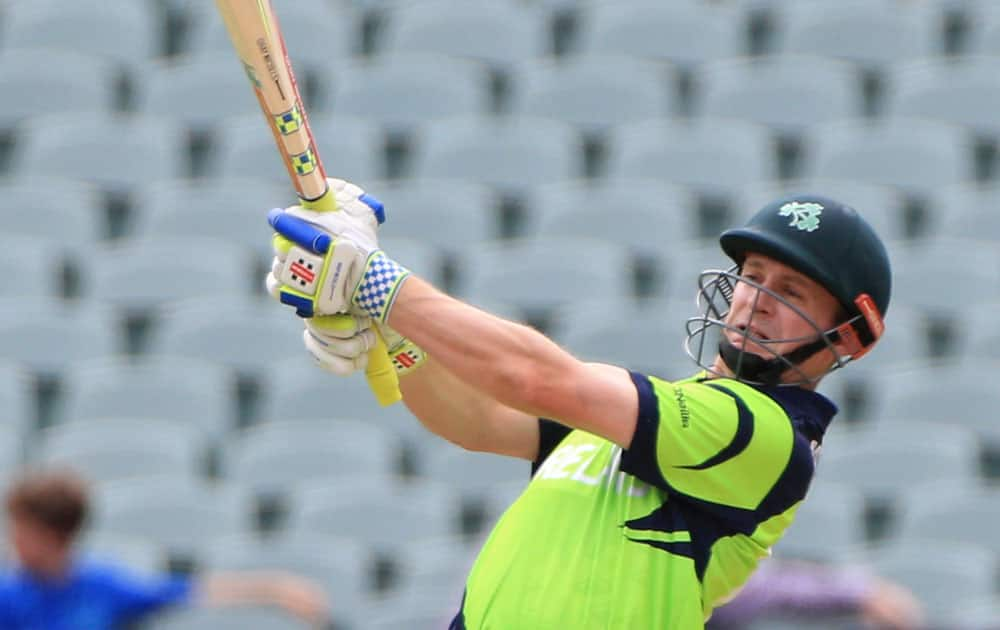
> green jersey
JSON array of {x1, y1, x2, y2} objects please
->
[{"x1": 450, "y1": 371, "x2": 836, "y2": 629}]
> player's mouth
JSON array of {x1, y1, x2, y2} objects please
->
[{"x1": 728, "y1": 325, "x2": 771, "y2": 351}]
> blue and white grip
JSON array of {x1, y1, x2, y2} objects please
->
[{"x1": 268, "y1": 207, "x2": 331, "y2": 254}]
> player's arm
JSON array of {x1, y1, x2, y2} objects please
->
[{"x1": 387, "y1": 276, "x2": 640, "y2": 449}]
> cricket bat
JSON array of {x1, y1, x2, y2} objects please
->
[{"x1": 214, "y1": 0, "x2": 401, "y2": 406}]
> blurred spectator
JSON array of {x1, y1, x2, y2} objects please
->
[
  {"x1": 0, "y1": 470, "x2": 330, "y2": 629},
  {"x1": 708, "y1": 557, "x2": 925, "y2": 630}
]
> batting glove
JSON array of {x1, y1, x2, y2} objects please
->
[
  {"x1": 304, "y1": 317, "x2": 427, "y2": 377},
  {"x1": 266, "y1": 179, "x2": 411, "y2": 321}
]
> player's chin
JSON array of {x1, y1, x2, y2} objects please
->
[{"x1": 725, "y1": 333, "x2": 775, "y2": 358}]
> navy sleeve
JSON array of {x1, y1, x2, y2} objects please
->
[{"x1": 531, "y1": 418, "x2": 573, "y2": 476}]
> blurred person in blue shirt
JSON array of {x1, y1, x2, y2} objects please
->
[{"x1": 0, "y1": 470, "x2": 330, "y2": 629}]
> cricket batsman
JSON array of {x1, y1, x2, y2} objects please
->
[{"x1": 261, "y1": 179, "x2": 891, "y2": 628}]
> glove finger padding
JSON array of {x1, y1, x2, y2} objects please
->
[
  {"x1": 306, "y1": 313, "x2": 371, "y2": 339},
  {"x1": 302, "y1": 325, "x2": 373, "y2": 376}
]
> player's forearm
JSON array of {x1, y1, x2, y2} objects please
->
[{"x1": 388, "y1": 276, "x2": 579, "y2": 420}]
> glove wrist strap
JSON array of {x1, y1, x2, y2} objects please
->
[
  {"x1": 387, "y1": 337, "x2": 427, "y2": 375},
  {"x1": 353, "y1": 251, "x2": 411, "y2": 322}
]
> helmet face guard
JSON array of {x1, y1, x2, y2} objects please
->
[{"x1": 684, "y1": 266, "x2": 862, "y2": 387}]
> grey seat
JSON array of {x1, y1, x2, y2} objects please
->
[
  {"x1": 929, "y1": 182, "x2": 1000, "y2": 241},
  {"x1": 885, "y1": 56, "x2": 1000, "y2": 138},
  {"x1": 80, "y1": 533, "x2": 167, "y2": 575},
  {"x1": 133, "y1": 54, "x2": 265, "y2": 134},
  {"x1": 91, "y1": 476, "x2": 254, "y2": 559},
  {"x1": 508, "y1": 54, "x2": 676, "y2": 134},
  {"x1": 0, "y1": 298, "x2": 119, "y2": 377},
  {"x1": 772, "y1": 481, "x2": 866, "y2": 561},
  {"x1": 285, "y1": 476, "x2": 462, "y2": 555},
  {"x1": 134, "y1": 178, "x2": 290, "y2": 261},
  {"x1": 692, "y1": 55, "x2": 862, "y2": 137},
  {"x1": 736, "y1": 179, "x2": 906, "y2": 242},
  {"x1": 419, "y1": 449, "x2": 528, "y2": 500},
  {"x1": 865, "y1": 359, "x2": 1000, "y2": 449},
  {"x1": 224, "y1": 418, "x2": 402, "y2": 496},
  {"x1": 13, "y1": 113, "x2": 188, "y2": 196},
  {"x1": 88, "y1": 236, "x2": 253, "y2": 313},
  {"x1": 816, "y1": 419, "x2": 979, "y2": 504},
  {"x1": 379, "y1": 236, "x2": 447, "y2": 288},
  {"x1": 950, "y1": 299, "x2": 1000, "y2": 362},
  {"x1": 0, "y1": 0, "x2": 161, "y2": 67},
  {"x1": 0, "y1": 49, "x2": 115, "y2": 129},
  {"x1": 774, "y1": 0, "x2": 943, "y2": 72},
  {"x1": 37, "y1": 418, "x2": 203, "y2": 484},
  {"x1": 144, "y1": 606, "x2": 311, "y2": 630},
  {"x1": 0, "y1": 177, "x2": 105, "y2": 253},
  {"x1": 375, "y1": 178, "x2": 499, "y2": 253},
  {"x1": 378, "y1": 0, "x2": 549, "y2": 74},
  {"x1": 410, "y1": 115, "x2": 582, "y2": 197},
  {"x1": 0, "y1": 237, "x2": 66, "y2": 300},
  {"x1": 147, "y1": 297, "x2": 304, "y2": 378},
  {"x1": 213, "y1": 114, "x2": 384, "y2": 184},
  {"x1": 204, "y1": 532, "x2": 373, "y2": 620},
  {"x1": 574, "y1": 2, "x2": 746, "y2": 70},
  {"x1": 59, "y1": 356, "x2": 236, "y2": 442},
  {"x1": 846, "y1": 538, "x2": 996, "y2": 626},
  {"x1": 527, "y1": 179, "x2": 701, "y2": 255},
  {"x1": 0, "y1": 360, "x2": 33, "y2": 448},
  {"x1": 660, "y1": 239, "x2": 735, "y2": 303},
  {"x1": 182, "y1": 0, "x2": 357, "y2": 71},
  {"x1": 799, "y1": 117, "x2": 973, "y2": 201},
  {"x1": 331, "y1": 54, "x2": 492, "y2": 136},
  {"x1": 605, "y1": 118, "x2": 776, "y2": 202},
  {"x1": 454, "y1": 237, "x2": 632, "y2": 315},
  {"x1": 889, "y1": 237, "x2": 1000, "y2": 318}
]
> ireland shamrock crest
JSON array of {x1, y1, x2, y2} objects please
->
[{"x1": 778, "y1": 201, "x2": 823, "y2": 232}]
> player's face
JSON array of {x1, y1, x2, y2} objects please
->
[
  {"x1": 723, "y1": 253, "x2": 841, "y2": 360},
  {"x1": 8, "y1": 515, "x2": 70, "y2": 575}
]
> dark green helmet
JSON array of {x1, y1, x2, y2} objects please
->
[{"x1": 719, "y1": 194, "x2": 891, "y2": 356}]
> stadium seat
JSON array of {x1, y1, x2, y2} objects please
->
[
  {"x1": 409, "y1": 115, "x2": 583, "y2": 197},
  {"x1": 88, "y1": 236, "x2": 254, "y2": 313},
  {"x1": 0, "y1": 0, "x2": 161, "y2": 67},
  {"x1": 145, "y1": 606, "x2": 311, "y2": 630},
  {"x1": 224, "y1": 418, "x2": 403, "y2": 496},
  {"x1": 330, "y1": 54, "x2": 492, "y2": 136},
  {"x1": 929, "y1": 182, "x2": 1000, "y2": 241},
  {"x1": 212, "y1": 114, "x2": 384, "y2": 184},
  {"x1": 950, "y1": 299, "x2": 1000, "y2": 362},
  {"x1": 418, "y1": 449, "x2": 528, "y2": 500},
  {"x1": 80, "y1": 533, "x2": 167, "y2": 575},
  {"x1": 374, "y1": 178, "x2": 499, "y2": 252},
  {"x1": 574, "y1": 2, "x2": 746, "y2": 69},
  {"x1": 604, "y1": 118, "x2": 776, "y2": 202},
  {"x1": 0, "y1": 419, "x2": 24, "y2": 487},
  {"x1": 0, "y1": 49, "x2": 116, "y2": 130},
  {"x1": 454, "y1": 237, "x2": 632, "y2": 315},
  {"x1": 365, "y1": 589, "x2": 459, "y2": 630},
  {"x1": 378, "y1": 0, "x2": 549, "y2": 73},
  {"x1": 378, "y1": 237, "x2": 447, "y2": 289},
  {"x1": 508, "y1": 54, "x2": 676, "y2": 134},
  {"x1": 181, "y1": 0, "x2": 358, "y2": 70},
  {"x1": 147, "y1": 296, "x2": 304, "y2": 378},
  {"x1": 285, "y1": 476, "x2": 463, "y2": 555},
  {"x1": 692, "y1": 55, "x2": 862, "y2": 137},
  {"x1": 773, "y1": 0, "x2": 943, "y2": 72},
  {"x1": 36, "y1": 418, "x2": 203, "y2": 484},
  {"x1": 885, "y1": 56, "x2": 1000, "y2": 138},
  {"x1": 550, "y1": 297, "x2": 700, "y2": 379},
  {"x1": 815, "y1": 419, "x2": 980, "y2": 503},
  {"x1": 798, "y1": 117, "x2": 974, "y2": 200},
  {"x1": 735, "y1": 179, "x2": 907, "y2": 242},
  {"x1": 58, "y1": 355, "x2": 236, "y2": 442},
  {"x1": 0, "y1": 177, "x2": 105, "y2": 252},
  {"x1": 864, "y1": 359, "x2": 1000, "y2": 448},
  {"x1": 204, "y1": 532, "x2": 373, "y2": 619},
  {"x1": 134, "y1": 178, "x2": 290, "y2": 261},
  {"x1": 659, "y1": 239, "x2": 736, "y2": 303},
  {"x1": 0, "y1": 360, "x2": 33, "y2": 443},
  {"x1": 0, "y1": 298, "x2": 120, "y2": 377},
  {"x1": 772, "y1": 481, "x2": 866, "y2": 561},
  {"x1": 889, "y1": 237, "x2": 1000, "y2": 317},
  {"x1": 394, "y1": 535, "x2": 477, "y2": 597},
  {"x1": 133, "y1": 55, "x2": 264, "y2": 133},
  {"x1": 0, "y1": 237, "x2": 68, "y2": 300},
  {"x1": 526, "y1": 179, "x2": 701, "y2": 256},
  {"x1": 90, "y1": 476, "x2": 254, "y2": 559},
  {"x1": 960, "y1": 1, "x2": 1000, "y2": 55},
  {"x1": 846, "y1": 538, "x2": 997, "y2": 626},
  {"x1": 13, "y1": 113, "x2": 188, "y2": 196}
]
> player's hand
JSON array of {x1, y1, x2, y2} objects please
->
[
  {"x1": 302, "y1": 314, "x2": 376, "y2": 375},
  {"x1": 266, "y1": 180, "x2": 410, "y2": 321},
  {"x1": 861, "y1": 578, "x2": 925, "y2": 630},
  {"x1": 305, "y1": 317, "x2": 427, "y2": 376},
  {"x1": 269, "y1": 572, "x2": 331, "y2": 627}
]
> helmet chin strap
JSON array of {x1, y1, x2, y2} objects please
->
[{"x1": 718, "y1": 336, "x2": 832, "y2": 386}]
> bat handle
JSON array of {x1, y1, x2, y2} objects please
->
[{"x1": 297, "y1": 185, "x2": 402, "y2": 406}]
